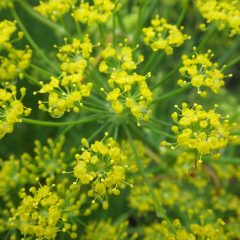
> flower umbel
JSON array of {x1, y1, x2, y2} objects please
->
[
  {"x1": 36, "y1": 36, "x2": 93, "y2": 118},
  {"x1": 99, "y1": 42, "x2": 152, "y2": 123},
  {"x1": 35, "y1": 0, "x2": 76, "y2": 21},
  {"x1": 142, "y1": 15, "x2": 190, "y2": 54},
  {"x1": 73, "y1": 135, "x2": 129, "y2": 209},
  {"x1": 177, "y1": 48, "x2": 232, "y2": 96},
  {"x1": 0, "y1": 86, "x2": 31, "y2": 139},
  {"x1": 197, "y1": 0, "x2": 240, "y2": 37},
  {"x1": 161, "y1": 103, "x2": 239, "y2": 160}
]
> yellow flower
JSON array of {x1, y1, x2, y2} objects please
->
[
  {"x1": 37, "y1": 36, "x2": 93, "y2": 118},
  {"x1": 177, "y1": 48, "x2": 231, "y2": 96},
  {"x1": 0, "y1": 20, "x2": 16, "y2": 46},
  {"x1": 197, "y1": 0, "x2": 240, "y2": 37},
  {"x1": 143, "y1": 15, "x2": 190, "y2": 54},
  {"x1": 161, "y1": 103, "x2": 239, "y2": 160},
  {"x1": 0, "y1": 20, "x2": 32, "y2": 86},
  {"x1": 73, "y1": 135, "x2": 129, "y2": 209},
  {"x1": 72, "y1": 0, "x2": 116, "y2": 25},
  {"x1": 82, "y1": 219, "x2": 132, "y2": 240},
  {"x1": 99, "y1": 42, "x2": 152, "y2": 123},
  {"x1": 0, "y1": 86, "x2": 31, "y2": 139},
  {"x1": 35, "y1": 0, "x2": 76, "y2": 21}
]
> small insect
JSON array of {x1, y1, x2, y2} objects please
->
[{"x1": 188, "y1": 166, "x2": 198, "y2": 178}]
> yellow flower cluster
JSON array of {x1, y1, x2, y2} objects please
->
[
  {"x1": 72, "y1": 0, "x2": 116, "y2": 25},
  {"x1": 177, "y1": 49, "x2": 231, "y2": 96},
  {"x1": 144, "y1": 220, "x2": 195, "y2": 240},
  {"x1": 121, "y1": 140, "x2": 151, "y2": 173},
  {"x1": 99, "y1": 42, "x2": 152, "y2": 123},
  {"x1": 0, "y1": 87, "x2": 31, "y2": 139},
  {"x1": 37, "y1": 36, "x2": 93, "y2": 118},
  {"x1": 73, "y1": 135, "x2": 129, "y2": 209},
  {"x1": 33, "y1": 137, "x2": 68, "y2": 179},
  {"x1": 10, "y1": 185, "x2": 62, "y2": 239},
  {"x1": 0, "y1": 20, "x2": 32, "y2": 86},
  {"x1": 143, "y1": 215, "x2": 226, "y2": 240},
  {"x1": 82, "y1": 219, "x2": 136, "y2": 240},
  {"x1": 161, "y1": 103, "x2": 239, "y2": 160},
  {"x1": 9, "y1": 183, "x2": 79, "y2": 240},
  {"x1": 128, "y1": 183, "x2": 157, "y2": 215},
  {"x1": 197, "y1": 0, "x2": 240, "y2": 37},
  {"x1": 0, "y1": 154, "x2": 31, "y2": 200},
  {"x1": 35, "y1": 0, "x2": 76, "y2": 21},
  {"x1": 142, "y1": 15, "x2": 190, "y2": 54},
  {"x1": 0, "y1": 20, "x2": 16, "y2": 45}
]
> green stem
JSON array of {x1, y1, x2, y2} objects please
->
[
  {"x1": 98, "y1": 24, "x2": 105, "y2": 45},
  {"x1": 113, "y1": 124, "x2": 119, "y2": 139},
  {"x1": 197, "y1": 26, "x2": 217, "y2": 51},
  {"x1": 60, "y1": 17, "x2": 71, "y2": 39},
  {"x1": 24, "y1": 73, "x2": 42, "y2": 86},
  {"x1": 151, "y1": 85, "x2": 190, "y2": 105},
  {"x1": 141, "y1": 52, "x2": 157, "y2": 74},
  {"x1": 75, "y1": 20, "x2": 81, "y2": 37},
  {"x1": 21, "y1": 114, "x2": 106, "y2": 127},
  {"x1": 88, "y1": 121, "x2": 110, "y2": 142},
  {"x1": 218, "y1": 35, "x2": 240, "y2": 65},
  {"x1": 151, "y1": 63, "x2": 181, "y2": 89},
  {"x1": 205, "y1": 157, "x2": 240, "y2": 164},
  {"x1": 30, "y1": 64, "x2": 52, "y2": 77},
  {"x1": 142, "y1": 122, "x2": 175, "y2": 140},
  {"x1": 116, "y1": 13, "x2": 127, "y2": 33},
  {"x1": 112, "y1": 13, "x2": 116, "y2": 46},
  {"x1": 17, "y1": 0, "x2": 65, "y2": 35},
  {"x1": 133, "y1": 1, "x2": 145, "y2": 45},
  {"x1": 129, "y1": 122, "x2": 159, "y2": 152},
  {"x1": 11, "y1": 8, "x2": 59, "y2": 72},
  {"x1": 123, "y1": 124, "x2": 167, "y2": 218},
  {"x1": 176, "y1": 0, "x2": 188, "y2": 27},
  {"x1": 81, "y1": 104, "x2": 109, "y2": 114},
  {"x1": 149, "y1": 118, "x2": 172, "y2": 127},
  {"x1": 226, "y1": 55, "x2": 240, "y2": 69}
]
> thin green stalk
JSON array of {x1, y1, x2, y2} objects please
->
[
  {"x1": 149, "y1": 118, "x2": 172, "y2": 127},
  {"x1": 24, "y1": 73, "x2": 41, "y2": 86},
  {"x1": 218, "y1": 35, "x2": 240, "y2": 65},
  {"x1": 17, "y1": 0, "x2": 65, "y2": 34},
  {"x1": 151, "y1": 63, "x2": 181, "y2": 89},
  {"x1": 114, "y1": 124, "x2": 119, "y2": 139},
  {"x1": 141, "y1": 52, "x2": 155, "y2": 74},
  {"x1": 21, "y1": 114, "x2": 107, "y2": 127},
  {"x1": 30, "y1": 64, "x2": 53, "y2": 77},
  {"x1": 129, "y1": 122, "x2": 159, "y2": 152},
  {"x1": 151, "y1": 85, "x2": 190, "y2": 105},
  {"x1": 81, "y1": 105, "x2": 109, "y2": 114},
  {"x1": 226, "y1": 55, "x2": 240, "y2": 69},
  {"x1": 197, "y1": 26, "x2": 217, "y2": 51},
  {"x1": 116, "y1": 13, "x2": 127, "y2": 33},
  {"x1": 133, "y1": 1, "x2": 145, "y2": 45},
  {"x1": 176, "y1": 0, "x2": 189, "y2": 27},
  {"x1": 142, "y1": 122, "x2": 175, "y2": 140},
  {"x1": 98, "y1": 24, "x2": 105, "y2": 44},
  {"x1": 88, "y1": 121, "x2": 110, "y2": 142},
  {"x1": 112, "y1": 14, "x2": 116, "y2": 46},
  {"x1": 60, "y1": 17, "x2": 71, "y2": 39},
  {"x1": 11, "y1": 8, "x2": 59, "y2": 72},
  {"x1": 123, "y1": 124, "x2": 167, "y2": 219},
  {"x1": 75, "y1": 20, "x2": 81, "y2": 37},
  {"x1": 205, "y1": 157, "x2": 240, "y2": 164}
]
